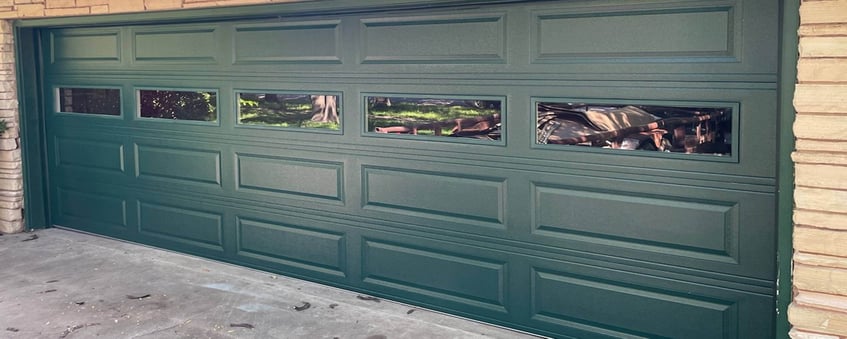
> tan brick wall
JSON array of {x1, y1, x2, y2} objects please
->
[
  {"x1": 0, "y1": 20, "x2": 21, "y2": 234},
  {"x1": 0, "y1": 0, "x2": 308, "y2": 18},
  {"x1": 790, "y1": 0, "x2": 847, "y2": 338}
]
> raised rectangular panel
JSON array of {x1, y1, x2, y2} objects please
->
[
  {"x1": 363, "y1": 239, "x2": 506, "y2": 311},
  {"x1": 55, "y1": 137, "x2": 124, "y2": 173},
  {"x1": 51, "y1": 30, "x2": 121, "y2": 63},
  {"x1": 138, "y1": 201, "x2": 223, "y2": 250},
  {"x1": 363, "y1": 167, "x2": 505, "y2": 227},
  {"x1": 57, "y1": 188, "x2": 127, "y2": 228},
  {"x1": 533, "y1": 184, "x2": 738, "y2": 262},
  {"x1": 237, "y1": 218, "x2": 345, "y2": 276},
  {"x1": 532, "y1": 269, "x2": 736, "y2": 339},
  {"x1": 360, "y1": 14, "x2": 505, "y2": 64},
  {"x1": 237, "y1": 154, "x2": 343, "y2": 201},
  {"x1": 234, "y1": 21, "x2": 341, "y2": 64},
  {"x1": 134, "y1": 29, "x2": 217, "y2": 63},
  {"x1": 533, "y1": 7, "x2": 735, "y2": 63},
  {"x1": 135, "y1": 144, "x2": 221, "y2": 186}
]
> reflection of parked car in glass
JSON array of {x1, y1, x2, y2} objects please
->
[{"x1": 536, "y1": 103, "x2": 732, "y2": 155}]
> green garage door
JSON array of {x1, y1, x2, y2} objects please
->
[{"x1": 36, "y1": 0, "x2": 780, "y2": 337}]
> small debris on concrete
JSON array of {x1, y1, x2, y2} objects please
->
[
  {"x1": 329, "y1": 303, "x2": 339, "y2": 309},
  {"x1": 74, "y1": 301, "x2": 85, "y2": 306},
  {"x1": 126, "y1": 294, "x2": 151, "y2": 300},
  {"x1": 230, "y1": 323, "x2": 254, "y2": 329},
  {"x1": 357, "y1": 295, "x2": 380, "y2": 302},
  {"x1": 38, "y1": 289, "x2": 57, "y2": 294},
  {"x1": 293, "y1": 302, "x2": 311, "y2": 311},
  {"x1": 21, "y1": 234, "x2": 38, "y2": 242},
  {"x1": 58, "y1": 323, "x2": 100, "y2": 339},
  {"x1": 45, "y1": 280, "x2": 59, "y2": 283},
  {"x1": 407, "y1": 309, "x2": 416, "y2": 314},
  {"x1": 5, "y1": 327, "x2": 19, "y2": 332}
]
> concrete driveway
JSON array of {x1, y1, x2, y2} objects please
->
[{"x1": 0, "y1": 228, "x2": 541, "y2": 339}]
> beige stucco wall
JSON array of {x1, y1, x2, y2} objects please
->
[
  {"x1": 1, "y1": 0, "x2": 845, "y2": 337},
  {"x1": 789, "y1": 0, "x2": 847, "y2": 338}
]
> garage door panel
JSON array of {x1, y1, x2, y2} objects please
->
[
  {"x1": 134, "y1": 143, "x2": 222, "y2": 187},
  {"x1": 236, "y1": 153, "x2": 344, "y2": 203},
  {"x1": 49, "y1": 28, "x2": 121, "y2": 65},
  {"x1": 137, "y1": 200, "x2": 224, "y2": 252},
  {"x1": 55, "y1": 187, "x2": 128, "y2": 232},
  {"x1": 527, "y1": 262, "x2": 773, "y2": 339},
  {"x1": 235, "y1": 216, "x2": 347, "y2": 278},
  {"x1": 532, "y1": 7, "x2": 734, "y2": 63},
  {"x1": 360, "y1": 13, "x2": 506, "y2": 64},
  {"x1": 528, "y1": 177, "x2": 774, "y2": 280},
  {"x1": 362, "y1": 237, "x2": 508, "y2": 314},
  {"x1": 54, "y1": 136, "x2": 126, "y2": 175},
  {"x1": 133, "y1": 26, "x2": 218, "y2": 64},
  {"x1": 362, "y1": 166, "x2": 506, "y2": 229},
  {"x1": 233, "y1": 20, "x2": 342, "y2": 65},
  {"x1": 524, "y1": 0, "x2": 776, "y2": 75},
  {"x1": 531, "y1": 268, "x2": 735, "y2": 339},
  {"x1": 533, "y1": 184, "x2": 738, "y2": 259}
]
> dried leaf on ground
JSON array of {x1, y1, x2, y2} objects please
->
[
  {"x1": 126, "y1": 294, "x2": 151, "y2": 300},
  {"x1": 293, "y1": 302, "x2": 311, "y2": 311},
  {"x1": 356, "y1": 295, "x2": 380, "y2": 302}
]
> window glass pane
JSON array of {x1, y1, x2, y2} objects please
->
[
  {"x1": 139, "y1": 90, "x2": 217, "y2": 122},
  {"x1": 58, "y1": 87, "x2": 121, "y2": 116},
  {"x1": 537, "y1": 102, "x2": 732, "y2": 156},
  {"x1": 238, "y1": 93, "x2": 340, "y2": 130},
  {"x1": 367, "y1": 96, "x2": 502, "y2": 141}
]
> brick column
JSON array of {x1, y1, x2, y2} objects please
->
[
  {"x1": 789, "y1": 0, "x2": 847, "y2": 337},
  {"x1": 0, "y1": 20, "x2": 23, "y2": 234}
]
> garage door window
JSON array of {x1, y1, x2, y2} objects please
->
[
  {"x1": 367, "y1": 95, "x2": 502, "y2": 141},
  {"x1": 536, "y1": 100, "x2": 733, "y2": 156},
  {"x1": 237, "y1": 92, "x2": 341, "y2": 130},
  {"x1": 138, "y1": 89, "x2": 218, "y2": 122},
  {"x1": 57, "y1": 87, "x2": 121, "y2": 116}
]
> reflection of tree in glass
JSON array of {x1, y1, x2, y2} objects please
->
[
  {"x1": 139, "y1": 90, "x2": 217, "y2": 121},
  {"x1": 367, "y1": 98, "x2": 500, "y2": 136},
  {"x1": 61, "y1": 88, "x2": 121, "y2": 115},
  {"x1": 238, "y1": 93, "x2": 340, "y2": 130}
]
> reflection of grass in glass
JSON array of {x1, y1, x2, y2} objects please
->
[
  {"x1": 239, "y1": 96, "x2": 339, "y2": 130},
  {"x1": 368, "y1": 102, "x2": 498, "y2": 132}
]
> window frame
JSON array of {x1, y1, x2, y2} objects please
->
[
  {"x1": 530, "y1": 97, "x2": 740, "y2": 163},
  {"x1": 134, "y1": 86, "x2": 221, "y2": 125},
  {"x1": 234, "y1": 89, "x2": 344, "y2": 134},
  {"x1": 362, "y1": 92, "x2": 506, "y2": 146},
  {"x1": 53, "y1": 85, "x2": 123, "y2": 118}
]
